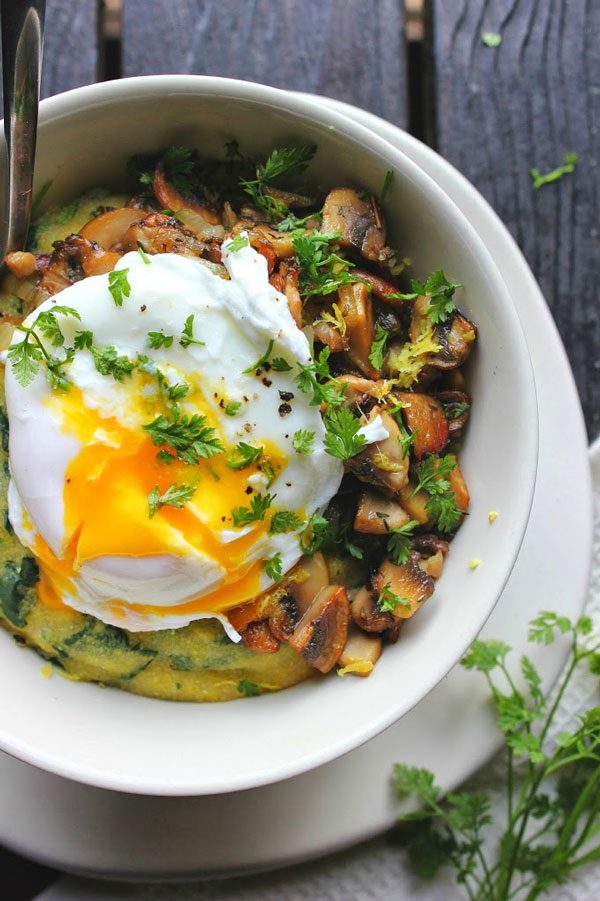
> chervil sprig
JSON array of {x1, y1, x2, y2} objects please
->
[
  {"x1": 240, "y1": 145, "x2": 316, "y2": 220},
  {"x1": 377, "y1": 583, "x2": 410, "y2": 613},
  {"x1": 388, "y1": 400, "x2": 415, "y2": 458},
  {"x1": 412, "y1": 270, "x2": 462, "y2": 325},
  {"x1": 395, "y1": 612, "x2": 600, "y2": 901},
  {"x1": 179, "y1": 314, "x2": 205, "y2": 348},
  {"x1": 412, "y1": 454, "x2": 461, "y2": 532},
  {"x1": 386, "y1": 519, "x2": 419, "y2": 565},
  {"x1": 294, "y1": 347, "x2": 345, "y2": 407},
  {"x1": 91, "y1": 346, "x2": 136, "y2": 382},
  {"x1": 263, "y1": 553, "x2": 283, "y2": 582},
  {"x1": 292, "y1": 429, "x2": 315, "y2": 455},
  {"x1": 147, "y1": 331, "x2": 174, "y2": 349},
  {"x1": 369, "y1": 322, "x2": 389, "y2": 370},
  {"x1": 9, "y1": 306, "x2": 82, "y2": 390},
  {"x1": 231, "y1": 492, "x2": 274, "y2": 527},
  {"x1": 292, "y1": 231, "x2": 359, "y2": 297},
  {"x1": 226, "y1": 442, "x2": 263, "y2": 470},
  {"x1": 144, "y1": 408, "x2": 224, "y2": 464},
  {"x1": 243, "y1": 339, "x2": 274, "y2": 374},
  {"x1": 323, "y1": 405, "x2": 367, "y2": 460},
  {"x1": 148, "y1": 482, "x2": 196, "y2": 518},
  {"x1": 269, "y1": 510, "x2": 304, "y2": 535},
  {"x1": 108, "y1": 269, "x2": 131, "y2": 307}
]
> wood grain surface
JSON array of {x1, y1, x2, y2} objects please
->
[
  {"x1": 121, "y1": 0, "x2": 408, "y2": 127},
  {"x1": 0, "y1": 0, "x2": 99, "y2": 108},
  {"x1": 430, "y1": 0, "x2": 600, "y2": 436}
]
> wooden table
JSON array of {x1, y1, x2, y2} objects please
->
[{"x1": 1, "y1": 1, "x2": 598, "y2": 896}]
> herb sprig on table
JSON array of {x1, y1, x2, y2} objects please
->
[{"x1": 394, "y1": 612, "x2": 600, "y2": 901}]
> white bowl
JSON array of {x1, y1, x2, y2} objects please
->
[{"x1": 0, "y1": 76, "x2": 538, "y2": 795}]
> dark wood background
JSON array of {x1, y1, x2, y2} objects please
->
[{"x1": 1, "y1": 0, "x2": 598, "y2": 896}]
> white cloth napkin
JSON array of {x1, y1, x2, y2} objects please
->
[{"x1": 36, "y1": 440, "x2": 600, "y2": 901}]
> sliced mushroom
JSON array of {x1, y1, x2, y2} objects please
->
[
  {"x1": 351, "y1": 268, "x2": 408, "y2": 304},
  {"x1": 336, "y1": 374, "x2": 389, "y2": 407},
  {"x1": 351, "y1": 586, "x2": 395, "y2": 633},
  {"x1": 241, "y1": 620, "x2": 280, "y2": 654},
  {"x1": 39, "y1": 235, "x2": 120, "y2": 295},
  {"x1": 372, "y1": 555, "x2": 435, "y2": 619},
  {"x1": 398, "y1": 481, "x2": 430, "y2": 525},
  {"x1": 338, "y1": 627, "x2": 382, "y2": 675},
  {"x1": 348, "y1": 407, "x2": 409, "y2": 496},
  {"x1": 436, "y1": 389, "x2": 471, "y2": 436},
  {"x1": 354, "y1": 489, "x2": 411, "y2": 535},
  {"x1": 321, "y1": 188, "x2": 390, "y2": 263},
  {"x1": 409, "y1": 302, "x2": 477, "y2": 376},
  {"x1": 80, "y1": 208, "x2": 144, "y2": 250},
  {"x1": 121, "y1": 212, "x2": 206, "y2": 258},
  {"x1": 237, "y1": 223, "x2": 296, "y2": 259},
  {"x1": 419, "y1": 550, "x2": 445, "y2": 580},
  {"x1": 411, "y1": 534, "x2": 449, "y2": 557},
  {"x1": 288, "y1": 584, "x2": 349, "y2": 673},
  {"x1": 447, "y1": 453, "x2": 470, "y2": 514},
  {"x1": 393, "y1": 392, "x2": 449, "y2": 459},
  {"x1": 264, "y1": 185, "x2": 316, "y2": 210},
  {"x1": 153, "y1": 159, "x2": 221, "y2": 224},
  {"x1": 272, "y1": 261, "x2": 302, "y2": 328},
  {"x1": 269, "y1": 553, "x2": 329, "y2": 641},
  {"x1": 4, "y1": 251, "x2": 36, "y2": 278},
  {"x1": 337, "y1": 281, "x2": 378, "y2": 377},
  {"x1": 313, "y1": 318, "x2": 349, "y2": 353}
]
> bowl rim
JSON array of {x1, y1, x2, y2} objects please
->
[{"x1": 0, "y1": 74, "x2": 539, "y2": 795}]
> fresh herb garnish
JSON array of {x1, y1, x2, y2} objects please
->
[
  {"x1": 269, "y1": 510, "x2": 304, "y2": 535},
  {"x1": 530, "y1": 152, "x2": 578, "y2": 190},
  {"x1": 231, "y1": 492, "x2": 274, "y2": 527},
  {"x1": 413, "y1": 454, "x2": 461, "y2": 532},
  {"x1": 271, "y1": 357, "x2": 293, "y2": 372},
  {"x1": 73, "y1": 329, "x2": 93, "y2": 350},
  {"x1": 481, "y1": 31, "x2": 502, "y2": 47},
  {"x1": 240, "y1": 145, "x2": 316, "y2": 220},
  {"x1": 146, "y1": 331, "x2": 174, "y2": 349},
  {"x1": 224, "y1": 401, "x2": 242, "y2": 416},
  {"x1": 276, "y1": 210, "x2": 320, "y2": 232},
  {"x1": 295, "y1": 347, "x2": 345, "y2": 407},
  {"x1": 369, "y1": 322, "x2": 389, "y2": 370},
  {"x1": 293, "y1": 231, "x2": 358, "y2": 297},
  {"x1": 226, "y1": 442, "x2": 263, "y2": 470},
  {"x1": 386, "y1": 519, "x2": 419, "y2": 565},
  {"x1": 388, "y1": 401, "x2": 415, "y2": 458},
  {"x1": 380, "y1": 169, "x2": 394, "y2": 200},
  {"x1": 91, "y1": 346, "x2": 136, "y2": 382},
  {"x1": 298, "y1": 510, "x2": 363, "y2": 560},
  {"x1": 412, "y1": 270, "x2": 462, "y2": 325},
  {"x1": 323, "y1": 405, "x2": 367, "y2": 460},
  {"x1": 292, "y1": 429, "x2": 315, "y2": 455},
  {"x1": 395, "y1": 612, "x2": 600, "y2": 901},
  {"x1": 164, "y1": 145, "x2": 194, "y2": 194},
  {"x1": 227, "y1": 233, "x2": 249, "y2": 253},
  {"x1": 179, "y1": 314, "x2": 205, "y2": 348},
  {"x1": 144, "y1": 409, "x2": 224, "y2": 464},
  {"x1": 444, "y1": 401, "x2": 471, "y2": 420},
  {"x1": 8, "y1": 306, "x2": 82, "y2": 390},
  {"x1": 148, "y1": 482, "x2": 196, "y2": 518},
  {"x1": 108, "y1": 269, "x2": 131, "y2": 307},
  {"x1": 377, "y1": 583, "x2": 411, "y2": 612},
  {"x1": 263, "y1": 553, "x2": 283, "y2": 582},
  {"x1": 243, "y1": 339, "x2": 274, "y2": 374},
  {"x1": 137, "y1": 246, "x2": 151, "y2": 264}
]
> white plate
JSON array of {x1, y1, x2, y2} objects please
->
[{"x1": 0, "y1": 98, "x2": 591, "y2": 880}]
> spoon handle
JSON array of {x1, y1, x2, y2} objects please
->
[{"x1": 1, "y1": 0, "x2": 46, "y2": 257}]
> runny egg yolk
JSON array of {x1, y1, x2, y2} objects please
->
[{"x1": 38, "y1": 376, "x2": 290, "y2": 622}]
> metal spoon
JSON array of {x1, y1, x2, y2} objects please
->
[{"x1": 1, "y1": 0, "x2": 46, "y2": 259}]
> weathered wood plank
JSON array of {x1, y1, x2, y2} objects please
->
[
  {"x1": 430, "y1": 0, "x2": 600, "y2": 436},
  {"x1": 0, "y1": 0, "x2": 99, "y2": 106},
  {"x1": 122, "y1": 0, "x2": 408, "y2": 127}
]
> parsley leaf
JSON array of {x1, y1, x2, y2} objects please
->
[
  {"x1": 179, "y1": 314, "x2": 205, "y2": 348},
  {"x1": 226, "y1": 442, "x2": 263, "y2": 470},
  {"x1": 147, "y1": 331, "x2": 174, "y2": 349},
  {"x1": 148, "y1": 482, "x2": 196, "y2": 518},
  {"x1": 108, "y1": 269, "x2": 131, "y2": 307},
  {"x1": 369, "y1": 322, "x2": 389, "y2": 370},
  {"x1": 74, "y1": 330, "x2": 93, "y2": 350},
  {"x1": 91, "y1": 346, "x2": 136, "y2": 382},
  {"x1": 231, "y1": 492, "x2": 274, "y2": 527},
  {"x1": 240, "y1": 145, "x2": 316, "y2": 220},
  {"x1": 269, "y1": 510, "x2": 304, "y2": 535},
  {"x1": 293, "y1": 231, "x2": 359, "y2": 297},
  {"x1": 323, "y1": 405, "x2": 367, "y2": 460},
  {"x1": 144, "y1": 409, "x2": 224, "y2": 464},
  {"x1": 263, "y1": 553, "x2": 283, "y2": 582},
  {"x1": 292, "y1": 429, "x2": 315, "y2": 455},
  {"x1": 412, "y1": 454, "x2": 461, "y2": 532},
  {"x1": 411, "y1": 270, "x2": 461, "y2": 325},
  {"x1": 295, "y1": 347, "x2": 345, "y2": 407},
  {"x1": 377, "y1": 583, "x2": 411, "y2": 613},
  {"x1": 35, "y1": 306, "x2": 81, "y2": 346},
  {"x1": 386, "y1": 520, "x2": 419, "y2": 565},
  {"x1": 227, "y1": 233, "x2": 249, "y2": 253},
  {"x1": 276, "y1": 210, "x2": 320, "y2": 232},
  {"x1": 243, "y1": 339, "x2": 274, "y2": 374},
  {"x1": 271, "y1": 357, "x2": 293, "y2": 372},
  {"x1": 529, "y1": 152, "x2": 578, "y2": 190}
]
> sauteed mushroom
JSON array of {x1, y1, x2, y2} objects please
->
[{"x1": 288, "y1": 584, "x2": 349, "y2": 673}]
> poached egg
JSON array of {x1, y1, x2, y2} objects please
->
[{"x1": 5, "y1": 242, "x2": 384, "y2": 637}]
